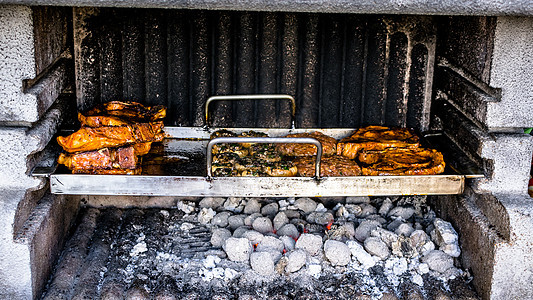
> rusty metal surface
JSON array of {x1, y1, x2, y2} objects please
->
[{"x1": 47, "y1": 127, "x2": 482, "y2": 197}]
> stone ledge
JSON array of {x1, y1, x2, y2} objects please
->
[{"x1": 1, "y1": 0, "x2": 533, "y2": 15}]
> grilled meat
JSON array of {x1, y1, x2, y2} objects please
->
[
  {"x1": 276, "y1": 131, "x2": 337, "y2": 157},
  {"x1": 72, "y1": 167, "x2": 142, "y2": 175},
  {"x1": 359, "y1": 148, "x2": 445, "y2": 175},
  {"x1": 337, "y1": 126, "x2": 420, "y2": 159},
  {"x1": 79, "y1": 101, "x2": 166, "y2": 127},
  {"x1": 294, "y1": 155, "x2": 362, "y2": 177},
  {"x1": 263, "y1": 160, "x2": 298, "y2": 177},
  {"x1": 249, "y1": 143, "x2": 281, "y2": 163},
  {"x1": 57, "y1": 121, "x2": 164, "y2": 153},
  {"x1": 58, "y1": 145, "x2": 141, "y2": 170}
]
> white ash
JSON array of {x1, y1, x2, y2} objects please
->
[
  {"x1": 324, "y1": 240, "x2": 351, "y2": 266},
  {"x1": 223, "y1": 237, "x2": 253, "y2": 262},
  {"x1": 250, "y1": 251, "x2": 275, "y2": 276},
  {"x1": 285, "y1": 249, "x2": 307, "y2": 273},
  {"x1": 176, "y1": 200, "x2": 196, "y2": 214},
  {"x1": 223, "y1": 197, "x2": 244, "y2": 213}
]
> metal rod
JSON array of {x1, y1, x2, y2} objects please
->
[
  {"x1": 204, "y1": 95, "x2": 296, "y2": 128},
  {"x1": 206, "y1": 137, "x2": 322, "y2": 179}
]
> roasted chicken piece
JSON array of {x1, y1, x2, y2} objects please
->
[
  {"x1": 337, "y1": 126, "x2": 420, "y2": 159},
  {"x1": 359, "y1": 148, "x2": 445, "y2": 175},
  {"x1": 294, "y1": 155, "x2": 362, "y2": 177},
  {"x1": 57, "y1": 121, "x2": 164, "y2": 153},
  {"x1": 79, "y1": 101, "x2": 166, "y2": 127},
  {"x1": 276, "y1": 131, "x2": 337, "y2": 157}
]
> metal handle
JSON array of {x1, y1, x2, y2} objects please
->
[
  {"x1": 206, "y1": 137, "x2": 322, "y2": 179},
  {"x1": 205, "y1": 95, "x2": 296, "y2": 128}
]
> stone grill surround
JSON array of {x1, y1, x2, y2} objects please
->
[{"x1": 0, "y1": 4, "x2": 532, "y2": 300}]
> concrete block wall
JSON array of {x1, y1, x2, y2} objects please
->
[
  {"x1": 0, "y1": 5, "x2": 74, "y2": 299},
  {"x1": 433, "y1": 16, "x2": 533, "y2": 300}
]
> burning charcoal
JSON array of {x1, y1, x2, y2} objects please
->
[
  {"x1": 306, "y1": 212, "x2": 334, "y2": 226},
  {"x1": 250, "y1": 252, "x2": 275, "y2": 276},
  {"x1": 323, "y1": 240, "x2": 351, "y2": 266},
  {"x1": 421, "y1": 250, "x2": 454, "y2": 273},
  {"x1": 441, "y1": 243, "x2": 461, "y2": 257},
  {"x1": 346, "y1": 240, "x2": 375, "y2": 268},
  {"x1": 232, "y1": 226, "x2": 250, "y2": 238},
  {"x1": 327, "y1": 222, "x2": 355, "y2": 241},
  {"x1": 420, "y1": 241, "x2": 436, "y2": 256},
  {"x1": 283, "y1": 209, "x2": 301, "y2": 220},
  {"x1": 295, "y1": 233, "x2": 323, "y2": 256},
  {"x1": 211, "y1": 228, "x2": 232, "y2": 247},
  {"x1": 211, "y1": 211, "x2": 231, "y2": 227},
  {"x1": 285, "y1": 249, "x2": 307, "y2": 273},
  {"x1": 261, "y1": 247, "x2": 283, "y2": 263},
  {"x1": 359, "y1": 203, "x2": 378, "y2": 218},
  {"x1": 395, "y1": 223, "x2": 415, "y2": 237},
  {"x1": 223, "y1": 237, "x2": 253, "y2": 262},
  {"x1": 228, "y1": 215, "x2": 246, "y2": 230},
  {"x1": 278, "y1": 199, "x2": 290, "y2": 209},
  {"x1": 198, "y1": 208, "x2": 216, "y2": 224},
  {"x1": 370, "y1": 227, "x2": 399, "y2": 248},
  {"x1": 244, "y1": 198, "x2": 261, "y2": 214},
  {"x1": 257, "y1": 236, "x2": 285, "y2": 253},
  {"x1": 378, "y1": 198, "x2": 394, "y2": 216},
  {"x1": 273, "y1": 212, "x2": 289, "y2": 231},
  {"x1": 223, "y1": 197, "x2": 244, "y2": 213},
  {"x1": 279, "y1": 235, "x2": 296, "y2": 251},
  {"x1": 252, "y1": 217, "x2": 274, "y2": 234},
  {"x1": 409, "y1": 230, "x2": 429, "y2": 251},
  {"x1": 335, "y1": 205, "x2": 349, "y2": 218},
  {"x1": 244, "y1": 213, "x2": 262, "y2": 226},
  {"x1": 241, "y1": 230, "x2": 264, "y2": 245},
  {"x1": 294, "y1": 197, "x2": 317, "y2": 214},
  {"x1": 315, "y1": 203, "x2": 327, "y2": 212},
  {"x1": 388, "y1": 206, "x2": 416, "y2": 220},
  {"x1": 345, "y1": 196, "x2": 371, "y2": 204},
  {"x1": 199, "y1": 197, "x2": 226, "y2": 209},
  {"x1": 345, "y1": 204, "x2": 363, "y2": 216},
  {"x1": 277, "y1": 223, "x2": 299, "y2": 239},
  {"x1": 261, "y1": 202, "x2": 279, "y2": 217},
  {"x1": 364, "y1": 237, "x2": 390, "y2": 260},
  {"x1": 432, "y1": 218, "x2": 459, "y2": 246},
  {"x1": 386, "y1": 218, "x2": 404, "y2": 232},
  {"x1": 355, "y1": 220, "x2": 381, "y2": 242}
]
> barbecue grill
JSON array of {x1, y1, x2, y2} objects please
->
[{"x1": 0, "y1": 4, "x2": 532, "y2": 300}]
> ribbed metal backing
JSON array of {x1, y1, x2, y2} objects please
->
[{"x1": 75, "y1": 8, "x2": 436, "y2": 131}]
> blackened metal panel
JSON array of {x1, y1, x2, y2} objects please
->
[
  {"x1": 385, "y1": 32, "x2": 408, "y2": 127},
  {"x1": 167, "y1": 10, "x2": 190, "y2": 126},
  {"x1": 362, "y1": 17, "x2": 388, "y2": 126},
  {"x1": 122, "y1": 13, "x2": 145, "y2": 103},
  {"x1": 99, "y1": 9, "x2": 123, "y2": 103},
  {"x1": 75, "y1": 9, "x2": 436, "y2": 131},
  {"x1": 189, "y1": 11, "x2": 209, "y2": 127},
  {"x1": 407, "y1": 44, "x2": 429, "y2": 129},
  {"x1": 233, "y1": 12, "x2": 256, "y2": 127},
  {"x1": 211, "y1": 12, "x2": 233, "y2": 127},
  {"x1": 256, "y1": 12, "x2": 280, "y2": 128},
  {"x1": 297, "y1": 14, "x2": 320, "y2": 128},
  {"x1": 144, "y1": 10, "x2": 168, "y2": 107},
  {"x1": 318, "y1": 14, "x2": 343, "y2": 128},
  {"x1": 279, "y1": 13, "x2": 299, "y2": 128}
]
